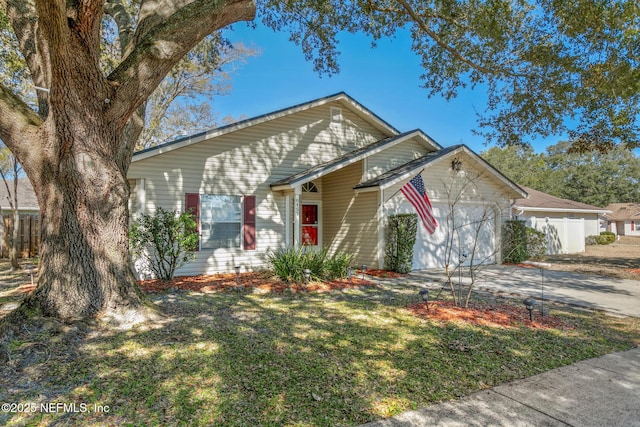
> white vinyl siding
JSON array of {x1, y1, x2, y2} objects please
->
[
  {"x1": 128, "y1": 101, "x2": 388, "y2": 276},
  {"x1": 322, "y1": 161, "x2": 378, "y2": 267},
  {"x1": 365, "y1": 137, "x2": 432, "y2": 181}
]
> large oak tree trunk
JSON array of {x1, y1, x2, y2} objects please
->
[
  {"x1": 24, "y1": 162, "x2": 149, "y2": 322},
  {"x1": 0, "y1": 0, "x2": 256, "y2": 331},
  {"x1": 18, "y1": 111, "x2": 157, "y2": 325}
]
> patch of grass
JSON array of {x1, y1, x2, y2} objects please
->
[{"x1": 1, "y1": 287, "x2": 639, "y2": 426}]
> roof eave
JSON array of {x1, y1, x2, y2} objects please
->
[
  {"x1": 514, "y1": 206, "x2": 612, "y2": 215},
  {"x1": 270, "y1": 130, "x2": 440, "y2": 190},
  {"x1": 360, "y1": 145, "x2": 527, "y2": 199},
  {"x1": 133, "y1": 92, "x2": 400, "y2": 163}
]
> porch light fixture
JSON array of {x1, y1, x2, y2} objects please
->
[
  {"x1": 419, "y1": 288, "x2": 430, "y2": 311},
  {"x1": 523, "y1": 297, "x2": 537, "y2": 321},
  {"x1": 361, "y1": 265, "x2": 367, "y2": 279},
  {"x1": 303, "y1": 268, "x2": 311, "y2": 284},
  {"x1": 451, "y1": 157, "x2": 462, "y2": 172}
]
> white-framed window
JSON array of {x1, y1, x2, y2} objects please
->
[
  {"x1": 302, "y1": 181, "x2": 318, "y2": 193},
  {"x1": 200, "y1": 194, "x2": 242, "y2": 249}
]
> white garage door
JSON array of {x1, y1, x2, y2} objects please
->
[{"x1": 387, "y1": 203, "x2": 497, "y2": 270}]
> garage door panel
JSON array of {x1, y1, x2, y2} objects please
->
[{"x1": 387, "y1": 203, "x2": 497, "y2": 270}]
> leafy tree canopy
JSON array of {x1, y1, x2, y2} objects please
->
[
  {"x1": 481, "y1": 141, "x2": 640, "y2": 206},
  {"x1": 259, "y1": 0, "x2": 640, "y2": 151},
  {"x1": 2, "y1": 1, "x2": 638, "y2": 151}
]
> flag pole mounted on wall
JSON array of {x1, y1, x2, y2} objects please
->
[
  {"x1": 384, "y1": 169, "x2": 438, "y2": 234},
  {"x1": 399, "y1": 172, "x2": 438, "y2": 234}
]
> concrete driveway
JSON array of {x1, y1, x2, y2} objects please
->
[{"x1": 410, "y1": 265, "x2": 640, "y2": 318}]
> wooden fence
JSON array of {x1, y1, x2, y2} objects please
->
[{"x1": 2, "y1": 214, "x2": 40, "y2": 258}]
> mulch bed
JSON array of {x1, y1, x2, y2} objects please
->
[
  {"x1": 365, "y1": 269, "x2": 408, "y2": 278},
  {"x1": 138, "y1": 271, "x2": 377, "y2": 294},
  {"x1": 407, "y1": 300, "x2": 572, "y2": 330}
]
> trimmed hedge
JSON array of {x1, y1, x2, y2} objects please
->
[
  {"x1": 503, "y1": 220, "x2": 547, "y2": 263},
  {"x1": 589, "y1": 232, "x2": 616, "y2": 245},
  {"x1": 526, "y1": 227, "x2": 547, "y2": 261},
  {"x1": 503, "y1": 220, "x2": 528, "y2": 263},
  {"x1": 384, "y1": 214, "x2": 418, "y2": 273}
]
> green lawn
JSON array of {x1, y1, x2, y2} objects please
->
[{"x1": 2, "y1": 284, "x2": 639, "y2": 426}]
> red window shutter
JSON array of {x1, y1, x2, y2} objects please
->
[
  {"x1": 243, "y1": 195, "x2": 256, "y2": 250},
  {"x1": 185, "y1": 193, "x2": 200, "y2": 251}
]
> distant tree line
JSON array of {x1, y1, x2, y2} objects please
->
[{"x1": 481, "y1": 142, "x2": 640, "y2": 207}]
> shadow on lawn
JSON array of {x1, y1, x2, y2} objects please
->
[{"x1": 1, "y1": 287, "x2": 639, "y2": 426}]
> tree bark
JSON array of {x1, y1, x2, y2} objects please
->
[
  {"x1": 16, "y1": 122, "x2": 151, "y2": 323},
  {"x1": 0, "y1": 0, "x2": 256, "y2": 328}
]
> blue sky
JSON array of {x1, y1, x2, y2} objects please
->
[{"x1": 217, "y1": 22, "x2": 564, "y2": 154}]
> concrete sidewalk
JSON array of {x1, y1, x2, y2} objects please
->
[{"x1": 361, "y1": 347, "x2": 640, "y2": 427}]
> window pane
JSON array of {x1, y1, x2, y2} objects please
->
[
  {"x1": 302, "y1": 225, "x2": 318, "y2": 245},
  {"x1": 202, "y1": 223, "x2": 241, "y2": 249},
  {"x1": 200, "y1": 194, "x2": 242, "y2": 249},
  {"x1": 302, "y1": 204, "x2": 318, "y2": 224}
]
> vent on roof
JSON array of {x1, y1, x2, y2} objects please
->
[{"x1": 330, "y1": 107, "x2": 343, "y2": 124}]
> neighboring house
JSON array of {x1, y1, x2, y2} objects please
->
[
  {"x1": 605, "y1": 203, "x2": 640, "y2": 236},
  {"x1": 128, "y1": 92, "x2": 527, "y2": 277},
  {"x1": 0, "y1": 177, "x2": 40, "y2": 258},
  {"x1": 0, "y1": 178, "x2": 39, "y2": 215},
  {"x1": 512, "y1": 186, "x2": 610, "y2": 254}
]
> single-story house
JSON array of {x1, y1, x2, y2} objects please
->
[
  {"x1": 128, "y1": 92, "x2": 527, "y2": 277},
  {"x1": 512, "y1": 186, "x2": 610, "y2": 254},
  {"x1": 605, "y1": 203, "x2": 640, "y2": 236}
]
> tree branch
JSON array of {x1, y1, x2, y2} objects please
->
[
  {"x1": 0, "y1": 83, "x2": 42, "y2": 167},
  {"x1": 394, "y1": 0, "x2": 501, "y2": 76},
  {"x1": 106, "y1": 0, "x2": 255, "y2": 129},
  {"x1": 6, "y1": 0, "x2": 51, "y2": 117},
  {"x1": 104, "y1": 0, "x2": 135, "y2": 57}
]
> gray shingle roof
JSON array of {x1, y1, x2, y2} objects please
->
[
  {"x1": 604, "y1": 203, "x2": 640, "y2": 220},
  {"x1": 514, "y1": 187, "x2": 609, "y2": 213},
  {"x1": 0, "y1": 178, "x2": 39, "y2": 211}
]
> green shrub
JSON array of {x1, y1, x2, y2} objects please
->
[
  {"x1": 526, "y1": 227, "x2": 547, "y2": 261},
  {"x1": 585, "y1": 235, "x2": 598, "y2": 246},
  {"x1": 325, "y1": 251, "x2": 355, "y2": 279},
  {"x1": 503, "y1": 220, "x2": 528, "y2": 264},
  {"x1": 384, "y1": 214, "x2": 418, "y2": 273},
  {"x1": 129, "y1": 208, "x2": 198, "y2": 280},
  {"x1": 266, "y1": 247, "x2": 354, "y2": 283},
  {"x1": 599, "y1": 231, "x2": 616, "y2": 244},
  {"x1": 594, "y1": 233, "x2": 615, "y2": 245}
]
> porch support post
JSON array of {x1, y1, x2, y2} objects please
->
[
  {"x1": 285, "y1": 194, "x2": 291, "y2": 247},
  {"x1": 136, "y1": 178, "x2": 146, "y2": 217},
  {"x1": 294, "y1": 186, "x2": 302, "y2": 248},
  {"x1": 377, "y1": 188, "x2": 385, "y2": 269}
]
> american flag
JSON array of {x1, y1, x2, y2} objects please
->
[{"x1": 400, "y1": 174, "x2": 438, "y2": 234}]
